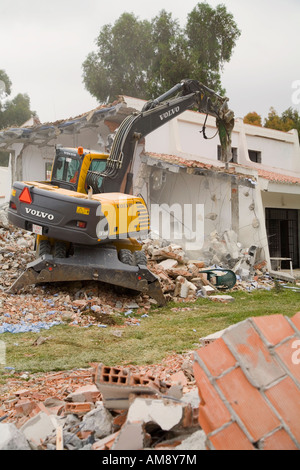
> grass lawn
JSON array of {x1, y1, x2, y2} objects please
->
[{"x1": 0, "y1": 287, "x2": 299, "y2": 375}]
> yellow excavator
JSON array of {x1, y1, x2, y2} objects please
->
[{"x1": 7, "y1": 79, "x2": 234, "y2": 305}]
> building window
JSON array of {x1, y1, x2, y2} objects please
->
[
  {"x1": 217, "y1": 146, "x2": 238, "y2": 163},
  {"x1": 248, "y1": 150, "x2": 261, "y2": 163},
  {"x1": 45, "y1": 162, "x2": 52, "y2": 180}
]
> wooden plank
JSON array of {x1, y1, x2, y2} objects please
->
[{"x1": 56, "y1": 425, "x2": 64, "y2": 450}]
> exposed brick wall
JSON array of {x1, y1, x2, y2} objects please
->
[{"x1": 193, "y1": 313, "x2": 300, "y2": 450}]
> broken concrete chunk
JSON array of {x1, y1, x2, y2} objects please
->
[
  {"x1": 20, "y1": 412, "x2": 59, "y2": 449},
  {"x1": 175, "y1": 429, "x2": 207, "y2": 450},
  {"x1": 0, "y1": 423, "x2": 31, "y2": 450},
  {"x1": 157, "y1": 258, "x2": 178, "y2": 270},
  {"x1": 174, "y1": 276, "x2": 197, "y2": 298},
  {"x1": 127, "y1": 397, "x2": 183, "y2": 431},
  {"x1": 151, "y1": 244, "x2": 188, "y2": 263},
  {"x1": 81, "y1": 403, "x2": 113, "y2": 439},
  {"x1": 201, "y1": 285, "x2": 216, "y2": 297},
  {"x1": 66, "y1": 384, "x2": 100, "y2": 403},
  {"x1": 111, "y1": 421, "x2": 148, "y2": 450}
]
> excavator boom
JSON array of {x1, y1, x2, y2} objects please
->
[{"x1": 101, "y1": 79, "x2": 234, "y2": 193}]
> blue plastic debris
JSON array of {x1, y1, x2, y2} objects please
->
[{"x1": 0, "y1": 321, "x2": 62, "y2": 334}]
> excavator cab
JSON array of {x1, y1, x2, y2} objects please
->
[{"x1": 50, "y1": 146, "x2": 109, "y2": 194}]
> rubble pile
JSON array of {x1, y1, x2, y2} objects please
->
[
  {"x1": 0, "y1": 204, "x2": 277, "y2": 336},
  {"x1": 1, "y1": 204, "x2": 299, "y2": 450},
  {"x1": 143, "y1": 233, "x2": 274, "y2": 300},
  {"x1": 0, "y1": 354, "x2": 205, "y2": 450}
]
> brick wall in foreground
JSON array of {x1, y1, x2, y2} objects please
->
[{"x1": 193, "y1": 313, "x2": 300, "y2": 450}]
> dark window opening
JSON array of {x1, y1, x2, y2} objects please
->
[
  {"x1": 265, "y1": 208, "x2": 299, "y2": 269},
  {"x1": 217, "y1": 146, "x2": 238, "y2": 163},
  {"x1": 248, "y1": 150, "x2": 262, "y2": 163}
]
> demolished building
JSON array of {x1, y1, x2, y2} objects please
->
[{"x1": 0, "y1": 95, "x2": 300, "y2": 279}]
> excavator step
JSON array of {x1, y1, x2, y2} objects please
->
[{"x1": 7, "y1": 245, "x2": 166, "y2": 307}]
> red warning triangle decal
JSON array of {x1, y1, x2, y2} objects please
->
[{"x1": 19, "y1": 187, "x2": 32, "y2": 204}]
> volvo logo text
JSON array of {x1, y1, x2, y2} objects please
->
[
  {"x1": 159, "y1": 106, "x2": 180, "y2": 121},
  {"x1": 25, "y1": 207, "x2": 54, "y2": 220}
]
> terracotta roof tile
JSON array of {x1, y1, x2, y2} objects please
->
[{"x1": 257, "y1": 168, "x2": 300, "y2": 185}]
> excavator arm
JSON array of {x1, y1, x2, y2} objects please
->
[{"x1": 100, "y1": 79, "x2": 235, "y2": 194}]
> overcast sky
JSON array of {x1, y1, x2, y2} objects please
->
[{"x1": 0, "y1": 0, "x2": 299, "y2": 124}]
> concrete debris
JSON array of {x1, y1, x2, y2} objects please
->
[
  {"x1": 0, "y1": 422, "x2": 31, "y2": 450},
  {"x1": 1, "y1": 310, "x2": 300, "y2": 450},
  {"x1": 0, "y1": 202, "x2": 286, "y2": 329},
  {"x1": 0, "y1": 353, "x2": 202, "y2": 450},
  {"x1": 1, "y1": 206, "x2": 299, "y2": 450}
]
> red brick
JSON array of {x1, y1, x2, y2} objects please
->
[
  {"x1": 274, "y1": 338, "x2": 300, "y2": 383},
  {"x1": 252, "y1": 314, "x2": 295, "y2": 345},
  {"x1": 14, "y1": 399, "x2": 36, "y2": 417},
  {"x1": 217, "y1": 367, "x2": 280, "y2": 441},
  {"x1": 193, "y1": 361, "x2": 231, "y2": 434},
  {"x1": 260, "y1": 428, "x2": 298, "y2": 450},
  {"x1": 195, "y1": 338, "x2": 236, "y2": 377},
  {"x1": 64, "y1": 402, "x2": 92, "y2": 415},
  {"x1": 291, "y1": 312, "x2": 300, "y2": 331},
  {"x1": 209, "y1": 422, "x2": 255, "y2": 450},
  {"x1": 265, "y1": 376, "x2": 300, "y2": 444}
]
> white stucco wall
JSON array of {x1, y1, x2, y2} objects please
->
[{"x1": 0, "y1": 165, "x2": 11, "y2": 203}]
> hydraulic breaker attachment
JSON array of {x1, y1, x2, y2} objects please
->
[{"x1": 7, "y1": 245, "x2": 166, "y2": 307}]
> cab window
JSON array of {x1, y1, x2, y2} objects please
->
[
  {"x1": 88, "y1": 159, "x2": 107, "y2": 191},
  {"x1": 52, "y1": 156, "x2": 81, "y2": 185}
]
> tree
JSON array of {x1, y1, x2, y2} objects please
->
[
  {"x1": 82, "y1": 3, "x2": 241, "y2": 102},
  {"x1": 0, "y1": 69, "x2": 34, "y2": 129},
  {"x1": 185, "y1": 3, "x2": 241, "y2": 94},
  {"x1": 263, "y1": 107, "x2": 300, "y2": 141},
  {"x1": 146, "y1": 10, "x2": 192, "y2": 97},
  {"x1": 82, "y1": 13, "x2": 153, "y2": 102},
  {"x1": 243, "y1": 112, "x2": 262, "y2": 126}
]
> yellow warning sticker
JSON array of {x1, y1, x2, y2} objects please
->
[
  {"x1": 76, "y1": 206, "x2": 90, "y2": 215},
  {"x1": 11, "y1": 189, "x2": 16, "y2": 197}
]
